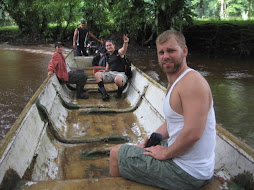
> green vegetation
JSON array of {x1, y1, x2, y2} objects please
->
[
  {"x1": 0, "y1": 0, "x2": 254, "y2": 56},
  {"x1": 192, "y1": 18, "x2": 254, "y2": 25},
  {"x1": 0, "y1": 25, "x2": 18, "y2": 31}
]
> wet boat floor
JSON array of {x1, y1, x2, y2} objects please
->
[{"x1": 51, "y1": 92, "x2": 145, "y2": 180}]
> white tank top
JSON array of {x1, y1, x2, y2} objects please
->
[{"x1": 163, "y1": 68, "x2": 216, "y2": 180}]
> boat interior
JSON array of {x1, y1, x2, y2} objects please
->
[{"x1": 0, "y1": 54, "x2": 253, "y2": 190}]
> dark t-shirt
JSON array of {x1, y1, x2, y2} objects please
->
[{"x1": 107, "y1": 50, "x2": 125, "y2": 72}]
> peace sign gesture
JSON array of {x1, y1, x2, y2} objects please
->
[{"x1": 123, "y1": 34, "x2": 129, "y2": 43}]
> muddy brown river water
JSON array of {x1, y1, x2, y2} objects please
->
[{"x1": 0, "y1": 44, "x2": 254, "y2": 148}]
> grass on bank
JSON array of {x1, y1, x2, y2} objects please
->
[
  {"x1": 0, "y1": 25, "x2": 19, "y2": 31},
  {"x1": 1, "y1": 19, "x2": 254, "y2": 44},
  {"x1": 1, "y1": 19, "x2": 254, "y2": 32},
  {"x1": 192, "y1": 18, "x2": 254, "y2": 26}
]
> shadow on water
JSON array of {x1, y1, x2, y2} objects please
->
[{"x1": 0, "y1": 45, "x2": 254, "y2": 149}]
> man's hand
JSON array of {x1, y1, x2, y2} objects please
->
[
  {"x1": 73, "y1": 43, "x2": 76, "y2": 49},
  {"x1": 48, "y1": 70, "x2": 54, "y2": 77},
  {"x1": 123, "y1": 34, "x2": 129, "y2": 43},
  {"x1": 136, "y1": 137, "x2": 149, "y2": 148},
  {"x1": 144, "y1": 145, "x2": 170, "y2": 160}
]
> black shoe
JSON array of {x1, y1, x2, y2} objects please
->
[
  {"x1": 115, "y1": 87, "x2": 123, "y2": 98},
  {"x1": 98, "y1": 88, "x2": 110, "y2": 101},
  {"x1": 77, "y1": 93, "x2": 89, "y2": 99},
  {"x1": 102, "y1": 94, "x2": 110, "y2": 101},
  {"x1": 114, "y1": 93, "x2": 122, "y2": 99}
]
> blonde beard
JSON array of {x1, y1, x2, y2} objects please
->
[{"x1": 161, "y1": 59, "x2": 183, "y2": 74}]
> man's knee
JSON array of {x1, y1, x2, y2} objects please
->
[
  {"x1": 94, "y1": 72, "x2": 103, "y2": 80},
  {"x1": 110, "y1": 144, "x2": 122, "y2": 157},
  {"x1": 114, "y1": 76, "x2": 123, "y2": 86}
]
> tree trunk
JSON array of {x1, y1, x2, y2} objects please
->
[
  {"x1": 248, "y1": 0, "x2": 252, "y2": 18},
  {"x1": 220, "y1": 0, "x2": 225, "y2": 19}
]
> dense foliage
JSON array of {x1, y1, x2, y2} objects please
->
[
  {"x1": 1, "y1": 0, "x2": 252, "y2": 41},
  {"x1": 0, "y1": 0, "x2": 254, "y2": 56}
]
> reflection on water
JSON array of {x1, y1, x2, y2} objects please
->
[{"x1": 0, "y1": 46, "x2": 254, "y2": 149}]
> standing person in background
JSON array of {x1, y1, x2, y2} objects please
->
[
  {"x1": 73, "y1": 20, "x2": 100, "y2": 56},
  {"x1": 48, "y1": 42, "x2": 89, "y2": 99},
  {"x1": 109, "y1": 30, "x2": 216, "y2": 190},
  {"x1": 94, "y1": 34, "x2": 129, "y2": 101}
]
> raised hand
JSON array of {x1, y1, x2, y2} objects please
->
[{"x1": 123, "y1": 34, "x2": 129, "y2": 43}]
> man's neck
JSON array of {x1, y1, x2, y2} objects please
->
[
  {"x1": 166, "y1": 63, "x2": 189, "y2": 85},
  {"x1": 109, "y1": 49, "x2": 115, "y2": 55}
]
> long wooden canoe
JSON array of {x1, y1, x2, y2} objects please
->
[{"x1": 0, "y1": 50, "x2": 253, "y2": 190}]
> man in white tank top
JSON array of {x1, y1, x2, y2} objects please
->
[{"x1": 109, "y1": 30, "x2": 216, "y2": 190}]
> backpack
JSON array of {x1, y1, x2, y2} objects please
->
[{"x1": 122, "y1": 55, "x2": 132, "y2": 79}]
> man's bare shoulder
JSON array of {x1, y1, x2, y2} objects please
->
[{"x1": 180, "y1": 70, "x2": 211, "y2": 94}]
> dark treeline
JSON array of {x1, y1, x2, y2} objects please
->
[
  {"x1": 0, "y1": 0, "x2": 254, "y2": 57},
  {"x1": 0, "y1": 0, "x2": 193, "y2": 45}
]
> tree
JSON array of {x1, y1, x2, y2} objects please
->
[
  {"x1": 80, "y1": 0, "x2": 111, "y2": 37},
  {"x1": 49, "y1": 0, "x2": 82, "y2": 41},
  {"x1": 0, "y1": 0, "x2": 51, "y2": 36}
]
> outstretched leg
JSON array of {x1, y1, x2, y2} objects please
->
[{"x1": 109, "y1": 144, "x2": 123, "y2": 176}]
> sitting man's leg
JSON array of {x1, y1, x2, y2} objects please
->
[
  {"x1": 92, "y1": 54, "x2": 100, "y2": 66},
  {"x1": 94, "y1": 71, "x2": 110, "y2": 101},
  {"x1": 68, "y1": 70, "x2": 88, "y2": 99},
  {"x1": 114, "y1": 72, "x2": 128, "y2": 98},
  {"x1": 110, "y1": 143, "x2": 209, "y2": 190}
]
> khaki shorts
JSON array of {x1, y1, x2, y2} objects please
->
[
  {"x1": 118, "y1": 141, "x2": 210, "y2": 190},
  {"x1": 101, "y1": 71, "x2": 128, "y2": 85}
]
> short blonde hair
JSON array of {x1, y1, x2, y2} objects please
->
[{"x1": 156, "y1": 30, "x2": 186, "y2": 48}]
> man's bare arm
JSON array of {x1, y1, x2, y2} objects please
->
[
  {"x1": 73, "y1": 29, "x2": 78, "y2": 48},
  {"x1": 118, "y1": 34, "x2": 129, "y2": 57},
  {"x1": 89, "y1": 32, "x2": 100, "y2": 42}
]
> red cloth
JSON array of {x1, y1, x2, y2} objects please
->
[
  {"x1": 93, "y1": 66, "x2": 104, "y2": 74},
  {"x1": 48, "y1": 52, "x2": 68, "y2": 81}
]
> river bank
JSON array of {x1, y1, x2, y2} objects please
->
[{"x1": 1, "y1": 20, "x2": 254, "y2": 57}]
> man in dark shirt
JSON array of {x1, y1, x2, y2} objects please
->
[
  {"x1": 73, "y1": 20, "x2": 100, "y2": 56},
  {"x1": 94, "y1": 35, "x2": 129, "y2": 101}
]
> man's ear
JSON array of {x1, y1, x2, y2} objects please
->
[{"x1": 183, "y1": 46, "x2": 188, "y2": 57}]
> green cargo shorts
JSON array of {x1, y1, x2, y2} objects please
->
[{"x1": 118, "y1": 142, "x2": 210, "y2": 190}]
